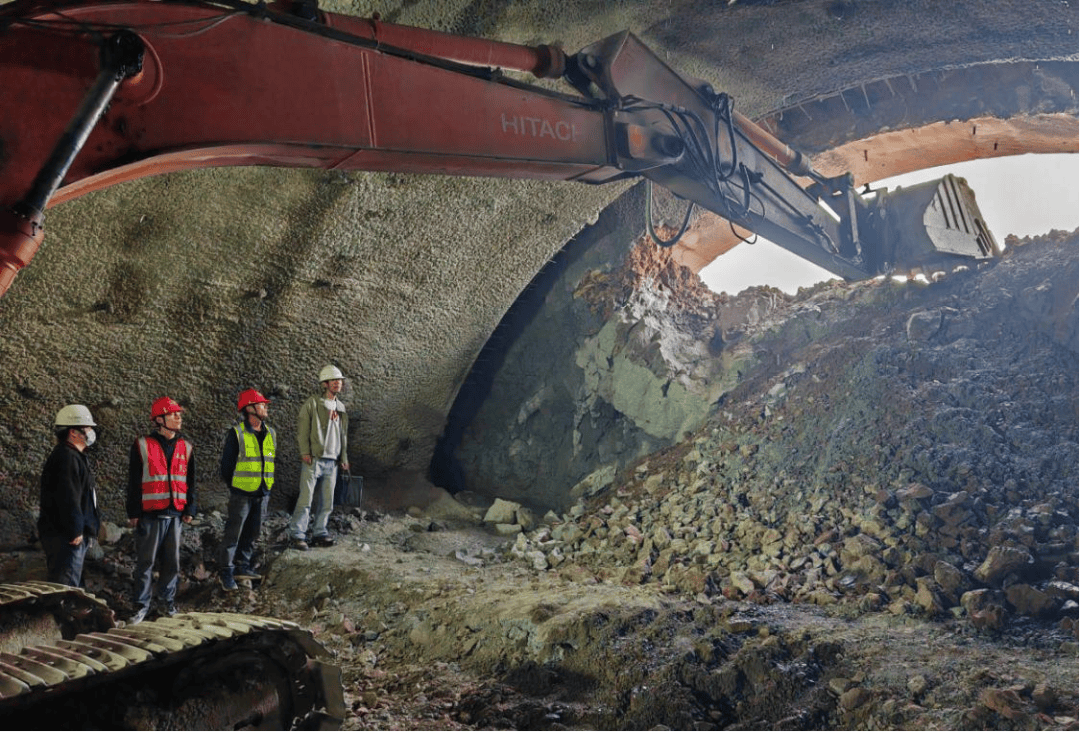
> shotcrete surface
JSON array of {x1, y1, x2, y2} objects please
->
[{"x1": 0, "y1": 0, "x2": 1075, "y2": 557}]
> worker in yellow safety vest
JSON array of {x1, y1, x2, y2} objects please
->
[{"x1": 218, "y1": 388, "x2": 275, "y2": 591}]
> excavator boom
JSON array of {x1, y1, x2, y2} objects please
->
[{"x1": 0, "y1": 0, "x2": 998, "y2": 298}]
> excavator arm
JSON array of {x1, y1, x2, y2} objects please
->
[{"x1": 0, "y1": 0, "x2": 998, "y2": 298}]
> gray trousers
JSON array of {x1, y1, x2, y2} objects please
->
[
  {"x1": 42, "y1": 534, "x2": 89, "y2": 587},
  {"x1": 133, "y1": 515, "x2": 182, "y2": 611},
  {"x1": 289, "y1": 458, "x2": 336, "y2": 540}
]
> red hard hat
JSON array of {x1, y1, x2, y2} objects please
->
[
  {"x1": 150, "y1": 396, "x2": 184, "y2": 419},
  {"x1": 237, "y1": 388, "x2": 271, "y2": 412}
]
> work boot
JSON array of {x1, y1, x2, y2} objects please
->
[
  {"x1": 311, "y1": 535, "x2": 335, "y2": 548},
  {"x1": 219, "y1": 570, "x2": 238, "y2": 592},
  {"x1": 128, "y1": 606, "x2": 149, "y2": 625},
  {"x1": 235, "y1": 566, "x2": 262, "y2": 581},
  {"x1": 290, "y1": 537, "x2": 309, "y2": 551}
]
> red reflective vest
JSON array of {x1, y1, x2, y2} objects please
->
[{"x1": 137, "y1": 436, "x2": 191, "y2": 512}]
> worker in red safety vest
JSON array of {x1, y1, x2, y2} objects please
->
[{"x1": 125, "y1": 396, "x2": 198, "y2": 625}]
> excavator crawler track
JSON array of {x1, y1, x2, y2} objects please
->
[{"x1": 0, "y1": 582, "x2": 345, "y2": 729}]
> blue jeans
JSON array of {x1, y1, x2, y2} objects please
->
[
  {"x1": 133, "y1": 515, "x2": 182, "y2": 611},
  {"x1": 289, "y1": 458, "x2": 336, "y2": 540},
  {"x1": 220, "y1": 491, "x2": 269, "y2": 573},
  {"x1": 42, "y1": 534, "x2": 89, "y2": 587}
]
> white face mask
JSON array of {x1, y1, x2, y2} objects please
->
[{"x1": 83, "y1": 428, "x2": 96, "y2": 447}]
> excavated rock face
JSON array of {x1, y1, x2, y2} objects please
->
[
  {"x1": 0, "y1": 0, "x2": 1075, "y2": 548},
  {"x1": 444, "y1": 189, "x2": 801, "y2": 510},
  {"x1": 452, "y1": 222, "x2": 1078, "y2": 524}
]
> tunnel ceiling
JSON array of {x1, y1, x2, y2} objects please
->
[{"x1": 0, "y1": 0, "x2": 1076, "y2": 500}]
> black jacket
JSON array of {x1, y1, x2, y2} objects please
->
[
  {"x1": 38, "y1": 442, "x2": 100, "y2": 541},
  {"x1": 220, "y1": 422, "x2": 272, "y2": 496}
]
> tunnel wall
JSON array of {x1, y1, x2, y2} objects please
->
[{"x1": 0, "y1": 0, "x2": 1075, "y2": 543}]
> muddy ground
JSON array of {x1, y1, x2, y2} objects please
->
[{"x1": 5, "y1": 500, "x2": 1076, "y2": 731}]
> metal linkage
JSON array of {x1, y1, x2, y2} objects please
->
[{"x1": 0, "y1": 29, "x2": 144, "y2": 296}]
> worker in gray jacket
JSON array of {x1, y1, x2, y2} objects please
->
[{"x1": 288, "y1": 365, "x2": 349, "y2": 550}]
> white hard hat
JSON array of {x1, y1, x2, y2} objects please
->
[
  {"x1": 55, "y1": 404, "x2": 96, "y2": 428},
  {"x1": 319, "y1": 365, "x2": 344, "y2": 382}
]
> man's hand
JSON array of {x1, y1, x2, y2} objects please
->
[
  {"x1": 128, "y1": 518, "x2": 139, "y2": 528},
  {"x1": 302, "y1": 455, "x2": 312, "y2": 465},
  {"x1": 342, "y1": 462, "x2": 350, "y2": 471},
  {"x1": 68, "y1": 535, "x2": 83, "y2": 546},
  {"x1": 182, "y1": 515, "x2": 193, "y2": 524}
]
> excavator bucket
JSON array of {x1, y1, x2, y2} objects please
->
[{"x1": 870, "y1": 174, "x2": 1000, "y2": 275}]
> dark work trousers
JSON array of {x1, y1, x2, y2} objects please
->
[
  {"x1": 220, "y1": 491, "x2": 269, "y2": 574},
  {"x1": 42, "y1": 534, "x2": 89, "y2": 587},
  {"x1": 133, "y1": 515, "x2": 182, "y2": 611}
]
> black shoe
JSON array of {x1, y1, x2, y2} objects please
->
[
  {"x1": 164, "y1": 602, "x2": 177, "y2": 617},
  {"x1": 290, "y1": 538, "x2": 309, "y2": 551},
  {"x1": 220, "y1": 573, "x2": 238, "y2": 591},
  {"x1": 234, "y1": 566, "x2": 262, "y2": 580},
  {"x1": 311, "y1": 535, "x2": 335, "y2": 547}
]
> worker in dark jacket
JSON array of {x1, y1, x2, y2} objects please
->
[
  {"x1": 218, "y1": 388, "x2": 275, "y2": 591},
  {"x1": 38, "y1": 404, "x2": 101, "y2": 587},
  {"x1": 126, "y1": 396, "x2": 197, "y2": 624}
]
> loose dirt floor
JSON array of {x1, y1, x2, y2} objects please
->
[{"x1": 8, "y1": 495, "x2": 1071, "y2": 732}]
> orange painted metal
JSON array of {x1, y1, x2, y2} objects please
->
[
  {"x1": 0, "y1": 0, "x2": 606, "y2": 296},
  {"x1": 0, "y1": 0, "x2": 946, "y2": 295},
  {"x1": 732, "y1": 109, "x2": 818, "y2": 179},
  {"x1": 0, "y1": 209, "x2": 44, "y2": 298}
]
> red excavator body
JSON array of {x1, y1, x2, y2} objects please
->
[{"x1": 0, "y1": 0, "x2": 998, "y2": 297}]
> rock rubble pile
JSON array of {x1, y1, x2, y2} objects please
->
[{"x1": 502, "y1": 232, "x2": 1078, "y2": 636}]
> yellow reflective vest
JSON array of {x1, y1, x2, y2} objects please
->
[{"x1": 231, "y1": 422, "x2": 275, "y2": 492}]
